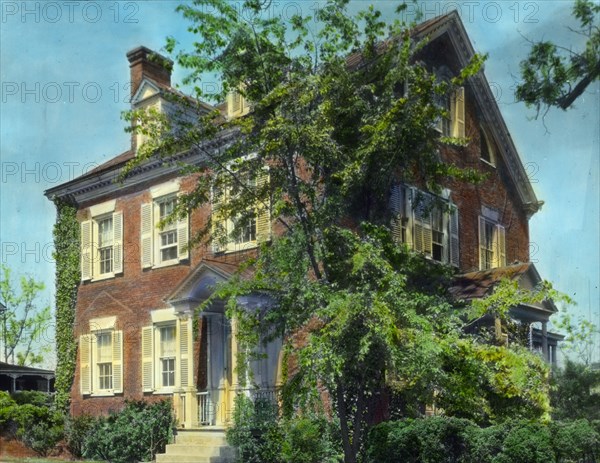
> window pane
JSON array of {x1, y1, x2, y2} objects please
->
[
  {"x1": 98, "y1": 363, "x2": 113, "y2": 390},
  {"x1": 98, "y1": 217, "x2": 114, "y2": 274}
]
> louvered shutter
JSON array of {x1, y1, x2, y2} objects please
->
[
  {"x1": 140, "y1": 203, "x2": 153, "y2": 268},
  {"x1": 112, "y1": 212, "x2": 123, "y2": 274},
  {"x1": 413, "y1": 194, "x2": 432, "y2": 255},
  {"x1": 390, "y1": 185, "x2": 405, "y2": 243},
  {"x1": 179, "y1": 319, "x2": 190, "y2": 388},
  {"x1": 449, "y1": 206, "x2": 460, "y2": 267},
  {"x1": 177, "y1": 211, "x2": 189, "y2": 261},
  {"x1": 211, "y1": 184, "x2": 225, "y2": 254},
  {"x1": 141, "y1": 326, "x2": 154, "y2": 392},
  {"x1": 79, "y1": 334, "x2": 92, "y2": 395},
  {"x1": 496, "y1": 224, "x2": 506, "y2": 267},
  {"x1": 81, "y1": 221, "x2": 92, "y2": 281},
  {"x1": 479, "y1": 216, "x2": 487, "y2": 270},
  {"x1": 453, "y1": 87, "x2": 465, "y2": 138},
  {"x1": 256, "y1": 168, "x2": 271, "y2": 243},
  {"x1": 112, "y1": 330, "x2": 123, "y2": 393}
]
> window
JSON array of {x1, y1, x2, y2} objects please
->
[
  {"x1": 228, "y1": 88, "x2": 250, "y2": 118},
  {"x1": 434, "y1": 86, "x2": 465, "y2": 138},
  {"x1": 141, "y1": 313, "x2": 192, "y2": 393},
  {"x1": 479, "y1": 127, "x2": 496, "y2": 165},
  {"x1": 479, "y1": 216, "x2": 506, "y2": 270},
  {"x1": 81, "y1": 201, "x2": 123, "y2": 281},
  {"x1": 79, "y1": 327, "x2": 123, "y2": 396},
  {"x1": 390, "y1": 184, "x2": 459, "y2": 267},
  {"x1": 140, "y1": 183, "x2": 189, "y2": 269},
  {"x1": 212, "y1": 164, "x2": 270, "y2": 253}
]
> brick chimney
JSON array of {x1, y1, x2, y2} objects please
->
[{"x1": 126, "y1": 46, "x2": 173, "y2": 99}]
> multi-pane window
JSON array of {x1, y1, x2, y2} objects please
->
[
  {"x1": 80, "y1": 206, "x2": 123, "y2": 281},
  {"x1": 212, "y1": 163, "x2": 270, "y2": 253},
  {"x1": 140, "y1": 187, "x2": 189, "y2": 269},
  {"x1": 158, "y1": 197, "x2": 178, "y2": 262},
  {"x1": 97, "y1": 217, "x2": 113, "y2": 275},
  {"x1": 434, "y1": 85, "x2": 465, "y2": 138},
  {"x1": 141, "y1": 316, "x2": 192, "y2": 393},
  {"x1": 390, "y1": 185, "x2": 459, "y2": 267},
  {"x1": 159, "y1": 325, "x2": 176, "y2": 388},
  {"x1": 479, "y1": 216, "x2": 506, "y2": 270},
  {"x1": 79, "y1": 327, "x2": 123, "y2": 396},
  {"x1": 96, "y1": 332, "x2": 113, "y2": 390}
]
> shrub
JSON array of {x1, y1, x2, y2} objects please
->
[
  {"x1": 280, "y1": 415, "x2": 342, "y2": 463},
  {"x1": 551, "y1": 419, "x2": 600, "y2": 463},
  {"x1": 0, "y1": 391, "x2": 16, "y2": 430},
  {"x1": 227, "y1": 395, "x2": 283, "y2": 463},
  {"x1": 82, "y1": 399, "x2": 175, "y2": 463},
  {"x1": 495, "y1": 421, "x2": 555, "y2": 463},
  {"x1": 64, "y1": 414, "x2": 98, "y2": 458}
]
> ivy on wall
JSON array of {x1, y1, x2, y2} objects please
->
[{"x1": 52, "y1": 198, "x2": 80, "y2": 412}]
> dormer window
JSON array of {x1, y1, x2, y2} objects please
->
[{"x1": 227, "y1": 89, "x2": 250, "y2": 118}]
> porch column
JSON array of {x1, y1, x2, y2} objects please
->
[{"x1": 541, "y1": 321, "x2": 549, "y2": 362}]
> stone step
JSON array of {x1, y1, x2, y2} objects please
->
[
  {"x1": 156, "y1": 454, "x2": 232, "y2": 463},
  {"x1": 165, "y1": 444, "x2": 236, "y2": 459},
  {"x1": 174, "y1": 431, "x2": 228, "y2": 446}
]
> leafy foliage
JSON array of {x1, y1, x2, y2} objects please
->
[
  {"x1": 0, "y1": 265, "x2": 52, "y2": 366},
  {"x1": 0, "y1": 391, "x2": 64, "y2": 457},
  {"x1": 51, "y1": 198, "x2": 80, "y2": 412},
  {"x1": 367, "y1": 417, "x2": 600, "y2": 463},
  {"x1": 551, "y1": 360, "x2": 600, "y2": 422},
  {"x1": 516, "y1": 0, "x2": 600, "y2": 115},
  {"x1": 123, "y1": 1, "x2": 566, "y2": 461},
  {"x1": 82, "y1": 400, "x2": 175, "y2": 463}
]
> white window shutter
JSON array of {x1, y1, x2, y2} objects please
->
[
  {"x1": 112, "y1": 212, "x2": 123, "y2": 274},
  {"x1": 140, "y1": 203, "x2": 153, "y2": 268},
  {"x1": 112, "y1": 330, "x2": 123, "y2": 393},
  {"x1": 453, "y1": 87, "x2": 465, "y2": 138},
  {"x1": 141, "y1": 326, "x2": 154, "y2": 392},
  {"x1": 256, "y1": 168, "x2": 271, "y2": 244},
  {"x1": 478, "y1": 216, "x2": 487, "y2": 270},
  {"x1": 449, "y1": 206, "x2": 460, "y2": 267},
  {"x1": 496, "y1": 224, "x2": 506, "y2": 267},
  {"x1": 81, "y1": 221, "x2": 92, "y2": 281},
  {"x1": 177, "y1": 213, "x2": 189, "y2": 261},
  {"x1": 79, "y1": 334, "x2": 92, "y2": 395},
  {"x1": 211, "y1": 185, "x2": 225, "y2": 254},
  {"x1": 413, "y1": 194, "x2": 432, "y2": 255},
  {"x1": 179, "y1": 319, "x2": 190, "y2": 388},
  {"x1": 390, "y1": 185, "x2": 405, "y2": 243}
]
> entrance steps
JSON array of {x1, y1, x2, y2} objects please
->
[{"x1": 155, "y1": 429, "x2": 236, "y2": 463}]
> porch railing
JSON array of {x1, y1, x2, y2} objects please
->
[{"x1": 197, "y1": 391, "x2": 214, "y2": 425}]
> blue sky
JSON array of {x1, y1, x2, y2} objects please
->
[{"x1": 1, "y1": 1, "x2": 598, "y2": 367}]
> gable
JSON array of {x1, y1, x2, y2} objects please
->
[{"x1": 131, "y1": 78, "x2": 162, "y2": 106}]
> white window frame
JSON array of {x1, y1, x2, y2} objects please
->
[
  {"x1": 141, "y1": 312, "x2": 192, "y2": 394},
  {"x1": 81, "y1": 201, "x2": 123, "y2": 282},
  {"x1": 211, "y1": 161, "x2": 270, "y2": 254},
  {"x1": 390, "y1": 184, "x2": 459, "y2": 267},
  {"x1": 478, "y1": 215, "x2": 506, "y2": 270},
  {"x1": 79, "y1": 324, "x2": 123, "y2": 397},
  {"x1": 479, "y1": 126, "x2": 496, "y2": 166},
  {"x1": 140, "y1": 181, "x2": 189, "y2": 269}
]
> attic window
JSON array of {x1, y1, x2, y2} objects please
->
[{"x1": 480, "y1": 127, "x2": 496, "y2": 166}]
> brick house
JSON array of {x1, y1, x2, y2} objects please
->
[{"x1": 45, "y1": 11, "x2": 562, "y2": 429}]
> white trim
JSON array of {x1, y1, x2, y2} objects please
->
[
  {"x1": 151, "y1": 308, "x2": 177, "y2": 324},
  {"x1": 481, "y1": 206, "x2": 499, "y2": 222},
  {"x1": 89, "y1": 316, "x2": 117, "y2": 332},
  {"x1": 151, "y1": 179, "x2": 181, "y2": 199},
  {"x1": 89, "y1": 200, "x2": 116, "y2": 217},
  {"x1": 131, "y1": 78, "x2": 162, "y2": 106}
]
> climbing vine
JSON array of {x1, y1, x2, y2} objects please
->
[{"x1": 52, "y1": 198, "x2": 80, "y2": 412}]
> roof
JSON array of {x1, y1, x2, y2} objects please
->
[
  {"x1": 46, "y1": 11, "x2": 540, "y2": 216},
  {"x1": 450, "y1": 262, "x2": 534, "y2": 301},
  {"x1": 0, "y1": 361, "x2": 55, "y2": 376}
]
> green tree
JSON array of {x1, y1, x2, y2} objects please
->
[
  {"x1": 124, "y1": 1, "x2": 561, "y2": 460},
  {"x1": 516, "y1": 0, "x2": 600, "y2": 116},
  {"x1": 554, "y1": 310, "x2": 599, "y2": 365},
  {"x1": 0, "y1": 265, "x2": 52, "y2": 366},
  {"x1": 551, "y1": 360, "x2": 600, "y2": 421}
]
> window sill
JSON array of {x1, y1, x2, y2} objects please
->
[
  {"x1": 152, "y1": 260, "x2": 181, "y2": 270},
  {"x1": 91, "y1": 273, "x2": 116, "y2": 282},
  {"x1": 90, "y1": 391, "x2": 115, "y2": 397},
  {"x1": 224, "y1": 242, "x2": 259, "y2": 254},
  {"x1": 153, "y1": 389, "x2": 175, "y2": 395},
  {"x1": 480, "y1": 158, "x2": 496, "y2": 168}
]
